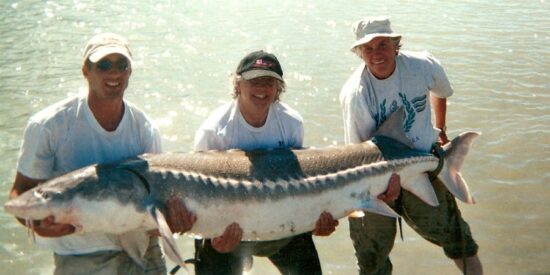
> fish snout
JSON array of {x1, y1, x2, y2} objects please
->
[
  {"x1": 3, "y1": 197, "x2": 29, "y2": 218},
  {"x1": 4, "y1": 188, "x2": 59, "y2": 220}
]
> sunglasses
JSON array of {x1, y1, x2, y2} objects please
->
[{"x1": 95, "y1": 58, "x2": 130, "y2": 73}]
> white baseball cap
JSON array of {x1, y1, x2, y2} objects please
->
[{"x1": 83, "y1": 33, "x2": 133, "y2": 64}]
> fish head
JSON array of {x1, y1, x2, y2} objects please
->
[{"x1": 5, "y1": 163, "x2": 152, "y2": 233}]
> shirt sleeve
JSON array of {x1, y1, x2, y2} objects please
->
[
  {"x1": 146, "y1": 126, "x2": 162, "y2": 154},
  {"x1": 426, "y1": 54, "x2": 454, "y2": 98},
  {"x1": 16, "y1": 121, "x2": 55, "y2": 180},
  {"x1": 290, "y1": 122, "x2": 304, "y2": 148},
  {"x1": 194, "y1": 128, "x2": 224, "y2": 151},
  {"x1": 340, "y1": 88, "x2": 376, "y2": 144},
  {"x1": 137, "y1": 114, "x2": 162, "y2": 154},
  {"x1": 193, "y1": 128, "x2": 209, "y2": 151}
]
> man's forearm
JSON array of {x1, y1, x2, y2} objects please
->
[{"x1": 431, "y1": 96, "x2": 447, "y2": 129}]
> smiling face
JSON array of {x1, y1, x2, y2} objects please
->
[
  {"x1": 237, "y1": 76, "x2": 278, "y2": 127},
  {"x1": 359, "y1": 36, "x2": 398, "y2": 79},
  {"x1": 83, "y1": 53, "x2": 132, "y2": 101}
]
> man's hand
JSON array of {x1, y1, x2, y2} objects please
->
[
  {"x1": 212, "y1": 223, "x2": 243, "y2": 253},
  {"x1": 377, "y1": 173, "x2": 401, "y2": 203},
  {"x1": 313, "y1": 211, "x2": 339, "y2": 236},
  {"x1": 32, "y1": 216, "x2": 76, "y2": 237},
  {"x1": 165, "y1": 196, "x2": 197, "y2": 234},
  {"x1": 438, "y1": 129, "x2": 450, "y2": 145}
]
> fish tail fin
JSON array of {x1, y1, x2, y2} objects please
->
[
  {"x1": 438, "y1": 131, "x2": 481, "y2": 204},
  {"x1": 150, "y1": 206, "x2": 187, "y2": 270}
]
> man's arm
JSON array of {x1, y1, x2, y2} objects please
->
[
  {"x1": 431, "y1": 95, "x2": 449, "y2": 144},
  {"x1": 10, "y1": 172, "x2": 75, "y2": 237},
  {"x1": 10, "y1": 172, "x2": 42, "y2": 201}
]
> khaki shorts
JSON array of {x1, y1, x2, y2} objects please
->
[
  {"x1": 53, "y1": 237, "x2": 166, "y2": 275},
  {"x1": 349, "y1": 177, "x2": 479, "y2": 275}
]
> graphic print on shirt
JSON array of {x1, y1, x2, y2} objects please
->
[{"x1": 373, "y1": 93, "x2": 427, "y2": 133}]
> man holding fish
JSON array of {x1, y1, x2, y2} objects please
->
[{"x1": 340, "y1": 16, "x2": 483, "y2": 275}]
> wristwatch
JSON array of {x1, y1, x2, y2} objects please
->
[{"x1": 438, "y1": 126, "x2": 447, "y2": 132}]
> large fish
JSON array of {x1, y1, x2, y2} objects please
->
[{"x1": 4, "y1": 108, "x2": 479, "y2": 268}]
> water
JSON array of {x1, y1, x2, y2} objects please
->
[{"x1": 1, "y1": 0, "x2": 549, "y2": 274}]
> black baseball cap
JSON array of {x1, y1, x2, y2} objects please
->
[{"x1": 236, "y1": 50, "x2": 284, "y2": 82}]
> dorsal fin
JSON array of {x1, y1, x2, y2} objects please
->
[{"x1": 373, "y1": 107, "x2": 414, "y2": 149}]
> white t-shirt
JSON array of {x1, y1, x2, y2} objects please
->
[
  {"x1": 16, "y1": 94, "x2": 161, "y2": 255},
  {"x1": 340, "y1": 51, "x2": 453, "y2": 152},
  {"x1": 194, "y1": 100, "x2": 303, "y2": 151}
]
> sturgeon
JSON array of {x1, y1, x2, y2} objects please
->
[{"x1": 4, "y1": 108, "x2": 480, "y2": 268}]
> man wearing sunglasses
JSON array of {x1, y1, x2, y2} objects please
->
[{"x1": 9, "y1": 33, "x2": 176, "y2": 274}]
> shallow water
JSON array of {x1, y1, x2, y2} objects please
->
[{"x1": 0, "y1": 1, "x2": 549, "y2": 274}]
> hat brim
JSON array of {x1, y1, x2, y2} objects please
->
[
  {"x1": 87, "y1": 47, "x2": 133, "y2": 64},
  {"x1": 241, "y1": 70, "x2": 284, "y2": 82},
  {"x1": 350, "y1": 33, "x2": 401, "y2": 51}
]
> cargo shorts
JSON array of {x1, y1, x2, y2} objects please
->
[
  {"x1": 348, "y1": 176, "x2": 479, "y2": 275},
  {"x1": 53, "y1": 236, "x2": 166, "y2": 275}
]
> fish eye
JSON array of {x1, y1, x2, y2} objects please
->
[{"x1": 34, "y1": 189, "x2": 51, "y2": 200}]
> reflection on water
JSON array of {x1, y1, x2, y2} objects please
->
[{"x1": 1, "y1": 1, "x2": 549, "y2": 274}]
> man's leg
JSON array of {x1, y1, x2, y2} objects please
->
[
  {"x1": 348, "y1": 212, "x2": 397, "y2": 275},
  {"x1": 400, "y1": 177, "x2": 481, "y2": 274},
  {"x1": 454, "y1": 255, "x2": 483, "y2": 275},
  {"x1": 267, "y1": 233, "x2": 322, "y2": 275}
]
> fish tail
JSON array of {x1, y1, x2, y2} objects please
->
[{"x1": 439, "y1": 131, "x2": 481, "y2": 204}]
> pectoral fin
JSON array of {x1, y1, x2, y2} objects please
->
[
  {"x1": 119, "y1": 230, "x2": 150, "y2": 268},
  {"x1": 150, "y1": 206, "x2": 187, "y2": 270}
]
